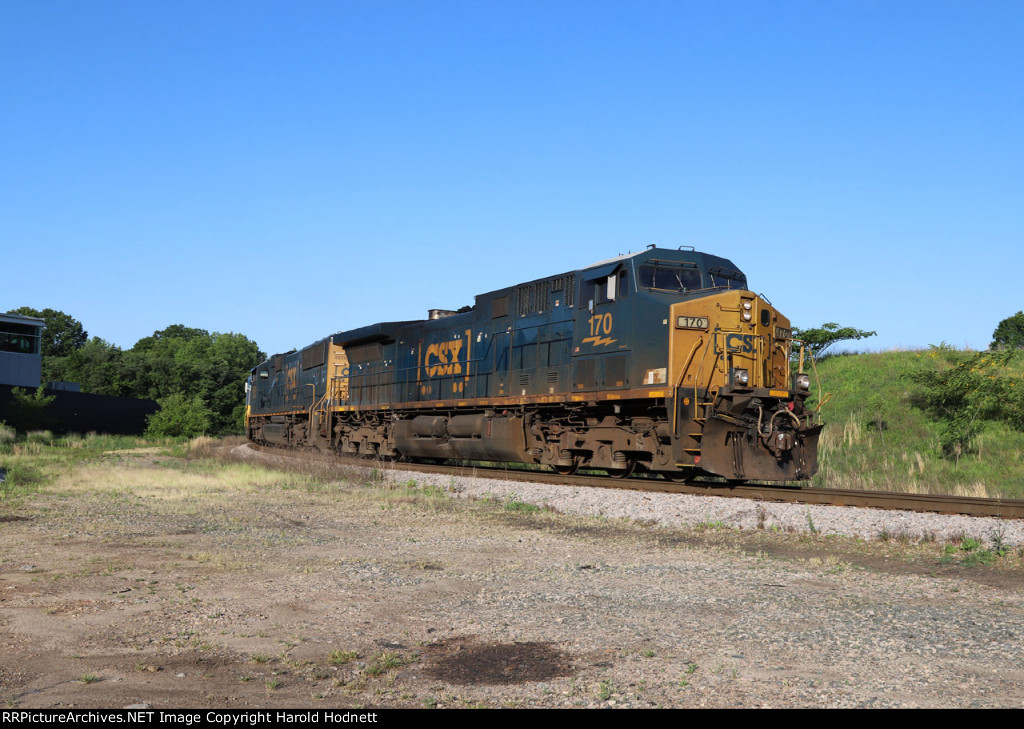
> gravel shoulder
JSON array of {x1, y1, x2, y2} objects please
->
[{"x1": 1, "y1": 445, "x2": 1022, "y2": 709}]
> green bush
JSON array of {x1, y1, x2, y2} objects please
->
[
  {"x1": 145, "y1": 393, "x2": 213, "y2": 438},
  {"x1": 6, "y1": 387, "x2": 57, "y2": 433},
  {"x1": 910, "y1": 349, "x2": 1024, "y2": 464}
]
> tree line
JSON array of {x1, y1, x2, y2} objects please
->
[{"x1": 5, "y1": 307, "x2": 265, "y2": 436}]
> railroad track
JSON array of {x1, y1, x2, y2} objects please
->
[{"x1": 245, "y1": 444, "x2": 1024, "y2": 520}]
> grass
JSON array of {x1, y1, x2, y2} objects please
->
[
  {"x1": 938, "y1": 532, "x2": 1008, "y2": 566},
  {"x1": 376, "y1": 478, "x2": 452, "y2": 511},
  {"x1": 0, "y1": 432, "x2": 182, "y2": 501},
  {"x1": 364, "y1": 651, "x2": 407, "y2": 676},
  {"x1": 806, "y1": 511, "x2": 819, "y2": 535},
  {"x1": 807, "y1": 348, "x2": 1024, "y2": 499},
  {"x1": 328, "y1": 650, "x2": 359, "y2": 666},
  {"x1": 503, "y1": 494, "x2": 542, "y2": 513}
]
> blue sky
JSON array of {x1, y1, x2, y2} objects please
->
[{"x1": 2, "y1": 1, "x2": 1021, "y2": 357}]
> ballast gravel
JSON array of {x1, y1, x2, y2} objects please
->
[{"x1": 395, "y1": 467, "x2": 1024, "y2": 547}]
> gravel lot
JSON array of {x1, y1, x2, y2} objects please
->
[{"x1": 1, "y1": 445, "x2": 1022, "y2": 708}]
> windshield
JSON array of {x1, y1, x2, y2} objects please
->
[
  {"x1": 707, "y1": 266, "x2": 747, "y2": 290},
  {"x1": 638, "y1": 262, "x2": 702, "y2": 293}
]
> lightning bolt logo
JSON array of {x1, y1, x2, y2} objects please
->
[{"x1": 582, "y1": 336, "x2": 617, "y2": 347}]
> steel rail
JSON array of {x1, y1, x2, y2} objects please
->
[{"x1": 246, "y1": 444, "x2": 1024, "y2": 520}]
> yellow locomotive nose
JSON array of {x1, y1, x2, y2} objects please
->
[
  {"x1": 669, "y1": 290, "x2": 792, "y2": 393},
  {"x1": 667, "y1": 291, "x2": 820, "y2": 481}
]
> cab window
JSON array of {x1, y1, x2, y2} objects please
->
[
  {"x1": 580, "y1": 271, "x2": 628, "y2": 309},
  {"x1": 638, "y1": 263, "x2": 701, "y2": 292},
  {"x1": 707, "y1": 266, "x2": 747, "y2": 290}
]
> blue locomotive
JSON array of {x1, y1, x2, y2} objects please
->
[{"x1": 246, "y1": 246, "x2": 821, "y2": 481}]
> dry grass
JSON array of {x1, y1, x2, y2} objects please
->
[
  {"x1": 43, "y1": 437, "x2": 412, "y2": 507},
  {"x1": 55, "y1": 458, "x2": 319, "y2": 501},
  {"x1": 816, "y1": 410, "x2": 997, "y2": 497},
  {"x1": 185, "y1": 435, "x2": 247, "y2": 460}
]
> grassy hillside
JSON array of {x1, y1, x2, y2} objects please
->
[{"x1": 807, "y1": 348, "x2": 1024, "y2": 499}]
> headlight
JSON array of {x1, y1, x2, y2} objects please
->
[
  {"x1": 794, "y1": 373, "x2": 810, "y2": 391},
  {"x1": 732, "y1": 368, "x2": 750, "y2": 386},
  {"x1": 741, "y1": 301, "x2": 752, "y2": 321}
]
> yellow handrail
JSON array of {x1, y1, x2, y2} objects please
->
[{"x1": 672, "y1": 337, "x2": 704, "y2": 434}]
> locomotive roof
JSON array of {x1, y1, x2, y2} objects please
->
[
  {"x1": 331, "y1": 320, "x2": 419, "y2": 348},
  {"x1": 582, "y1": 246, "x2": 743, "y2": 275}
]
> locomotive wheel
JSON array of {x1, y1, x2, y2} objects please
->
[
  {"x1": 551, "y1": 459, "x2": 581, "y2": 476},
  {"x1": 605, "y1": 459, "x2": 637, "y2": 479},
  {"x1": 659, "y1": 470, "x2": 693, "y2": 483}
]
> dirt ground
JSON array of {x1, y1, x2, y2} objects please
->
[{"x1": 1, "y1": 446, "x2": 1023, "y2": 709}]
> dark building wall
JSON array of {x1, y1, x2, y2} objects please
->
[
  {"x1": 0, "y1": 385, "x2": 158, "y2": 435},
  {"x1": 0, "y1": 351, "x2": 42, "y2": 388}
]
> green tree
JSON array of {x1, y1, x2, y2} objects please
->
[
  {"x1": 59, "y1": 338, "x2": 128, "y2": 396},
  {"x1": 911, "y1": 348, "x2": 1024, "y2": 466},
  {"x1": 128, "y1": 325, "x2": 264, "y2": 433},
  {"x1": 145, "y1": 393, "x2": 212, "y2": 438},
  {"x1": 991, "y1": 311, "x2": 1024, "y2": 350},
  {"x1": 793, "y1": 322, "x2": 877, "y2": 358}
]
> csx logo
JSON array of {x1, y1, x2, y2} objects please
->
[
  {"x1": 424, "y1": 339, "x2": 464, "y2": 377},
  {"x1": 721, "y1": 334, "x2": 755, "y2": 353}
]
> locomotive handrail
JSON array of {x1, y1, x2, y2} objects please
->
[
  {"x1": 673, "y1": 336, "x2": 704, "y2": 435},
  {"x1": 776, "y1": 341, "x2": 791, "y2": 385},
  {"x1": 313, "y1": 388, "x2": 330, "y2": 414},
  {"x1": 307, "y1": 384, "x2": 319, "y2": 431},
  {"x1": 693, "y1": 332, "x2": 718, "y2": 419}
]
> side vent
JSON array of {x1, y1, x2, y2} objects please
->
[
  {"x1": 605, "y1": 354, "x2": 628, "y2": 388},
  {"x1": 301, "y1": 341, "x2": 327, "y2": 370}
]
